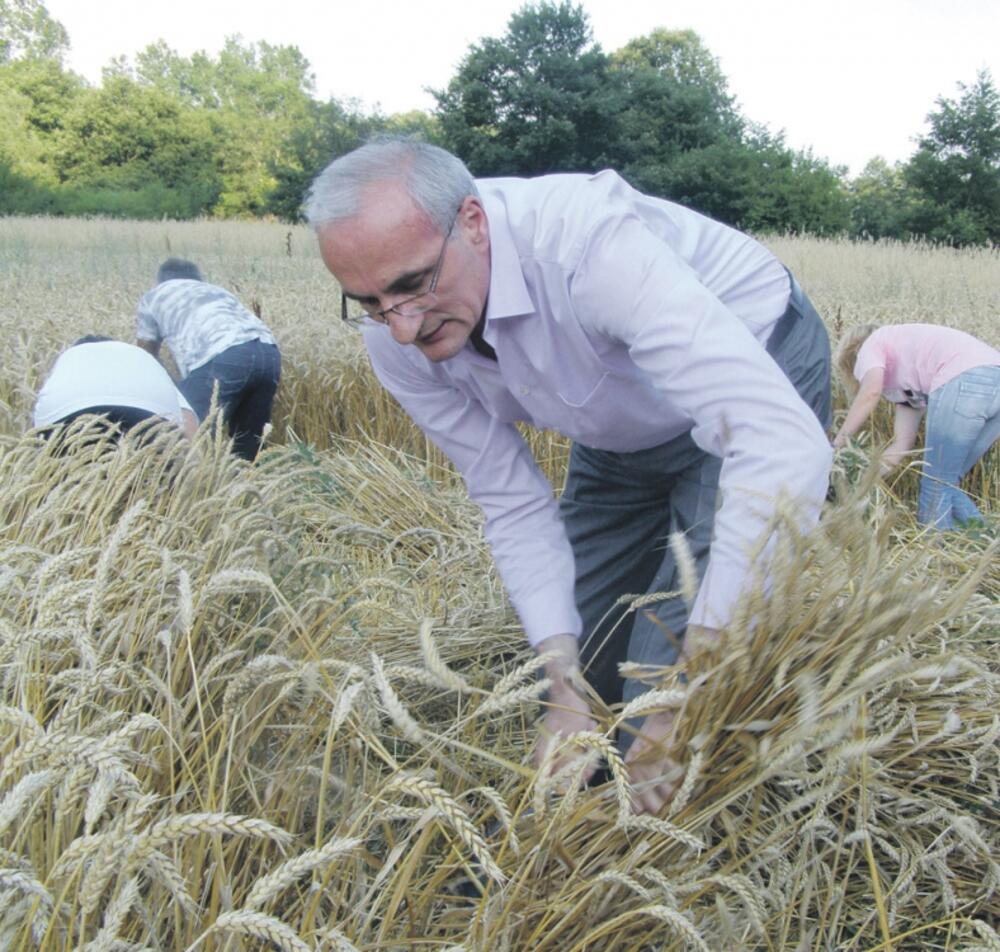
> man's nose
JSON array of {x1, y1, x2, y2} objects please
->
[{"x1": 387, "y1": 309, "x2": 424, "y2": 345}]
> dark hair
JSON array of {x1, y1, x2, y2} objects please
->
[
  {"x1": 72, "y1": 335, "x2": 114, "y2": 346},
  {"x1": 157, "y1": 257, "x2": 204, "y2": 283}
]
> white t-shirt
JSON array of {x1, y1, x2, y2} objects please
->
[{"x1": 33, "y1": 341, "x2": 193, "y2": 427}]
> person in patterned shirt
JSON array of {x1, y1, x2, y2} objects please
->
[{"x1": 136, "y1": 258, "x2": 281, "y2": 460}]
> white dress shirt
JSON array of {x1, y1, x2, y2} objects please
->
[{"x1": 364, "y1": 170, "x2": 832, "y2": 646}]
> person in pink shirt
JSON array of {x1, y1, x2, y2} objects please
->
[{"x1": 833, "y1": 323, "x2": 1000, "y2": 528}]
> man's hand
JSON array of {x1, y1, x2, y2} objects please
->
[
  {"x1": 624, "y1": 624, "x2": 715, "y2": 815},
  {"x1": 624, "y1": 709, "x2": 681, "y2": 814},
  {"x1": 533, "y1": 633, "x2": 598, "y2": 785},
  {"x1": 682, "y1": 624, "x2": 720, "y2": 659},
  {"x1": 180, "y1": 408, "x2": 199, "y2": 439},
  {"x1": 536, "y1": 682, "x2": 599, "y2": 782}
]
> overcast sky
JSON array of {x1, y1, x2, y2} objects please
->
[{"x1": 43, "y1": 0, "x2": 999, "y2": 176}]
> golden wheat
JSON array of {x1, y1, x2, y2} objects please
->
[{"x1": 0, "y1": 217, "x2": 996, "y2": 949}]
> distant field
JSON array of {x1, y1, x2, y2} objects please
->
[
  {"x1": 0, "y1": 217, "x2": 997, "y2": 951},
  {"x1": 2, "y1": 215, "x2": 997, "y2": 498}
]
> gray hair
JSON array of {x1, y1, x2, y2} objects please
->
[
  {"x1": 157, "y1": 258, "x2": 203, "y2": 283},
  {"x1": 305, "y1": 137, "x2": 479, "y2": 234}
]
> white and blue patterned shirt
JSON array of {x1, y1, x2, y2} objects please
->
[{"x1": 136, "y1": 280, "x2": 276, "y2": 377}]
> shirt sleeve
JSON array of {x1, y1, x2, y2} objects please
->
[
  {"x1": 363, "y1": 329, "x2": 581, "y2": 645},
  {"x1": 853, "y1": 336, "x2": 887, "y2": 382},
  {"x1": 570, "y1": 214, "x2": 832, "y2": 631},
  {"x1": 136, "y1": 291, "x2": 162, "y2": 343}
]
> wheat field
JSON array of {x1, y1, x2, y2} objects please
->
[{"x1": 0, "y1": 216, "x2": 998, "y2": 951}]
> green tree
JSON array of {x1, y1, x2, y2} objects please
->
[
  {"x1": 0, "y1": 52, "x2": 82, "y2": 212},
  {"x1": 848, "y1": 157, "x2": 918, "y2": 240},
  {"x1": 605, "y1": 30, "x2": 848, "y2": 234},
  {"x1": 0, "y1": 0, "x2": 67, "y2": 64},
  {"x1": 55, "y1": 76, "x2": 220, "y2": 217},
  {"x1": 611, "y1": 28, "x2": 736, "y2": 130},
  {"x1": 266, "y1": 97, "x2": 378, "y2": 222},
  {"x1": 434, "y1": 1, "x2": 621, "y2": 176},
  {"x1": 904, "y1": 70, "x2": 1000, "y2": 244},
  {"x1": 124, "y1": 36, "x2": 318, "y2": 216},
  {"x1": 665, "y1": 128, "x2": 850, "y2": 235},
  {"x1": 380, "y1": 109, "x2": 443, "y2": 142},
  {"x1": 608, "y1": 29, "x2": 743, "y2": 191},
  {"x1": 267, "y1": 106, "x2": 441, "y2": 222},
  {"x1": 1, "y1": 54, "x2": 81, "y2": 133}
]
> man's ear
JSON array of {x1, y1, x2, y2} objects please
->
[{"x1": 459, "y1": 197, "x2": 490, "y2": 247}]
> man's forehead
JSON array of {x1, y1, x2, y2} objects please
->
[
  {"x1": 353, "y1": 180, "x2": 435, "y2": 237},
  {"x1": 317, "y1": 182, "x2": 439, "y2": 288}
]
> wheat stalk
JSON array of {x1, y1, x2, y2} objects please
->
[
  {"x1": 244, "y1": 836, "x2": 361, "y2": 910},
  {"x1": 203, "y1": 909, "x2": 311, "y2": 952}
]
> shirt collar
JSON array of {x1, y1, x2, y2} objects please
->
[{"x1": 482, "y1": 191, "x2": 535, "y2": 323}]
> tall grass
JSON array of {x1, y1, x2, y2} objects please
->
[{"x1": 0, "y1": 218, "x2": 998, "y2": 949}]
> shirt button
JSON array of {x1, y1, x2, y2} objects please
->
[{"x1": 519, "y1": 385, "x2": 531, "y2": 396}]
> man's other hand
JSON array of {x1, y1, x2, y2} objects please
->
[{"x1": 624, "y1": 709, "x2": 682, "y2": 814}]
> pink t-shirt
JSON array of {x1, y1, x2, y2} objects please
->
[{"x1": 854, "y1": 324, "x2": 1000, "y2": 408}]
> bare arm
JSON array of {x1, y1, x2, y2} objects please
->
[
  {"x1": 136, "y1": 338, "x2": 161, "y2": 360},
  {"x1": 832, "y1": 367, "x2": 884, "y2": 447},
  {"x1": 180, "y1": 408, "x2": 199, "y2": 439},
  {"x1": 881, "y1": 403, "x2": 924, "y2": 473}
]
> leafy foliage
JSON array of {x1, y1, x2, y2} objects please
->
[
  {"x1": 434, "y1": 1, "x2": 620, "y2": 176},
  {"x1": 904, "y1": 69, "x2": 1000, "y2": 245},
  {"x1": 0, "y1": 0, "x2": 997, "y2": 243},
  {"x1": 267, "y1": 98, "x2": 381, "y2": 223},
  {"x1": 609, "y1": 27, "x2": 741, "y2": 166},
  {"x1": 0, "y1": 0, "x2": 67, "y2": 63}
]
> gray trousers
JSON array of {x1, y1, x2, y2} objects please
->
[{"x1": 559, "y1": 276, "x2": 831, "y2": 710}]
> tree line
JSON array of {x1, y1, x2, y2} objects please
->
[{"x1": 2, "y1": 0, "x2": 998, "y2": 244}]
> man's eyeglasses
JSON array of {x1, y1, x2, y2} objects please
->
[{"x1": 341, "y1": 211, "x2": 458, "y2": 325}]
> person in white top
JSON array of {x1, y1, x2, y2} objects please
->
[
  {"x1": 34, "y1": 336, "x2": 198, "y2": 438},
  {"x1": 306, "y1": 139, "x2": 833, "y2": 814}
]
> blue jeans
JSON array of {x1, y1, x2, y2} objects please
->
[
  {"x1": 179, "y1": 339, "x2": 281, "y2": 460},
  {"x1": 917, "y1": 365, "x2": 1000, "y2": 529}
]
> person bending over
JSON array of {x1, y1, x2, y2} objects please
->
[
  {"x1": 833, "y1": 322, "x2": 1000, "y2": 528},
  {"x1": 136, "y1": 258, "x2": 281, "y2": 461},
  {"x1": 307, "y1": 138, "x2": 833, "y2": 814},
  {"x1": 34, "y1": 336, "x2": 198, "y2": 439}
]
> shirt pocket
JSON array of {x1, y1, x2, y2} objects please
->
[
  {"x1": 953, "y1": 375, "x2": 998, "y2": 420},
  {"x1": 556, "y1": 371, "x2": 611, "y2": 409}
]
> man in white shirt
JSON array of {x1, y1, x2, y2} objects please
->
[
  {"x1": 34, "y1": 336, "x2": 198, "y2": 438},
  {"x1": 306, "y1": 139, "x2": 832, "y2": 814},
  {"x1": 136, "y1": 259, "x2": 281, "y2": 460}
]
